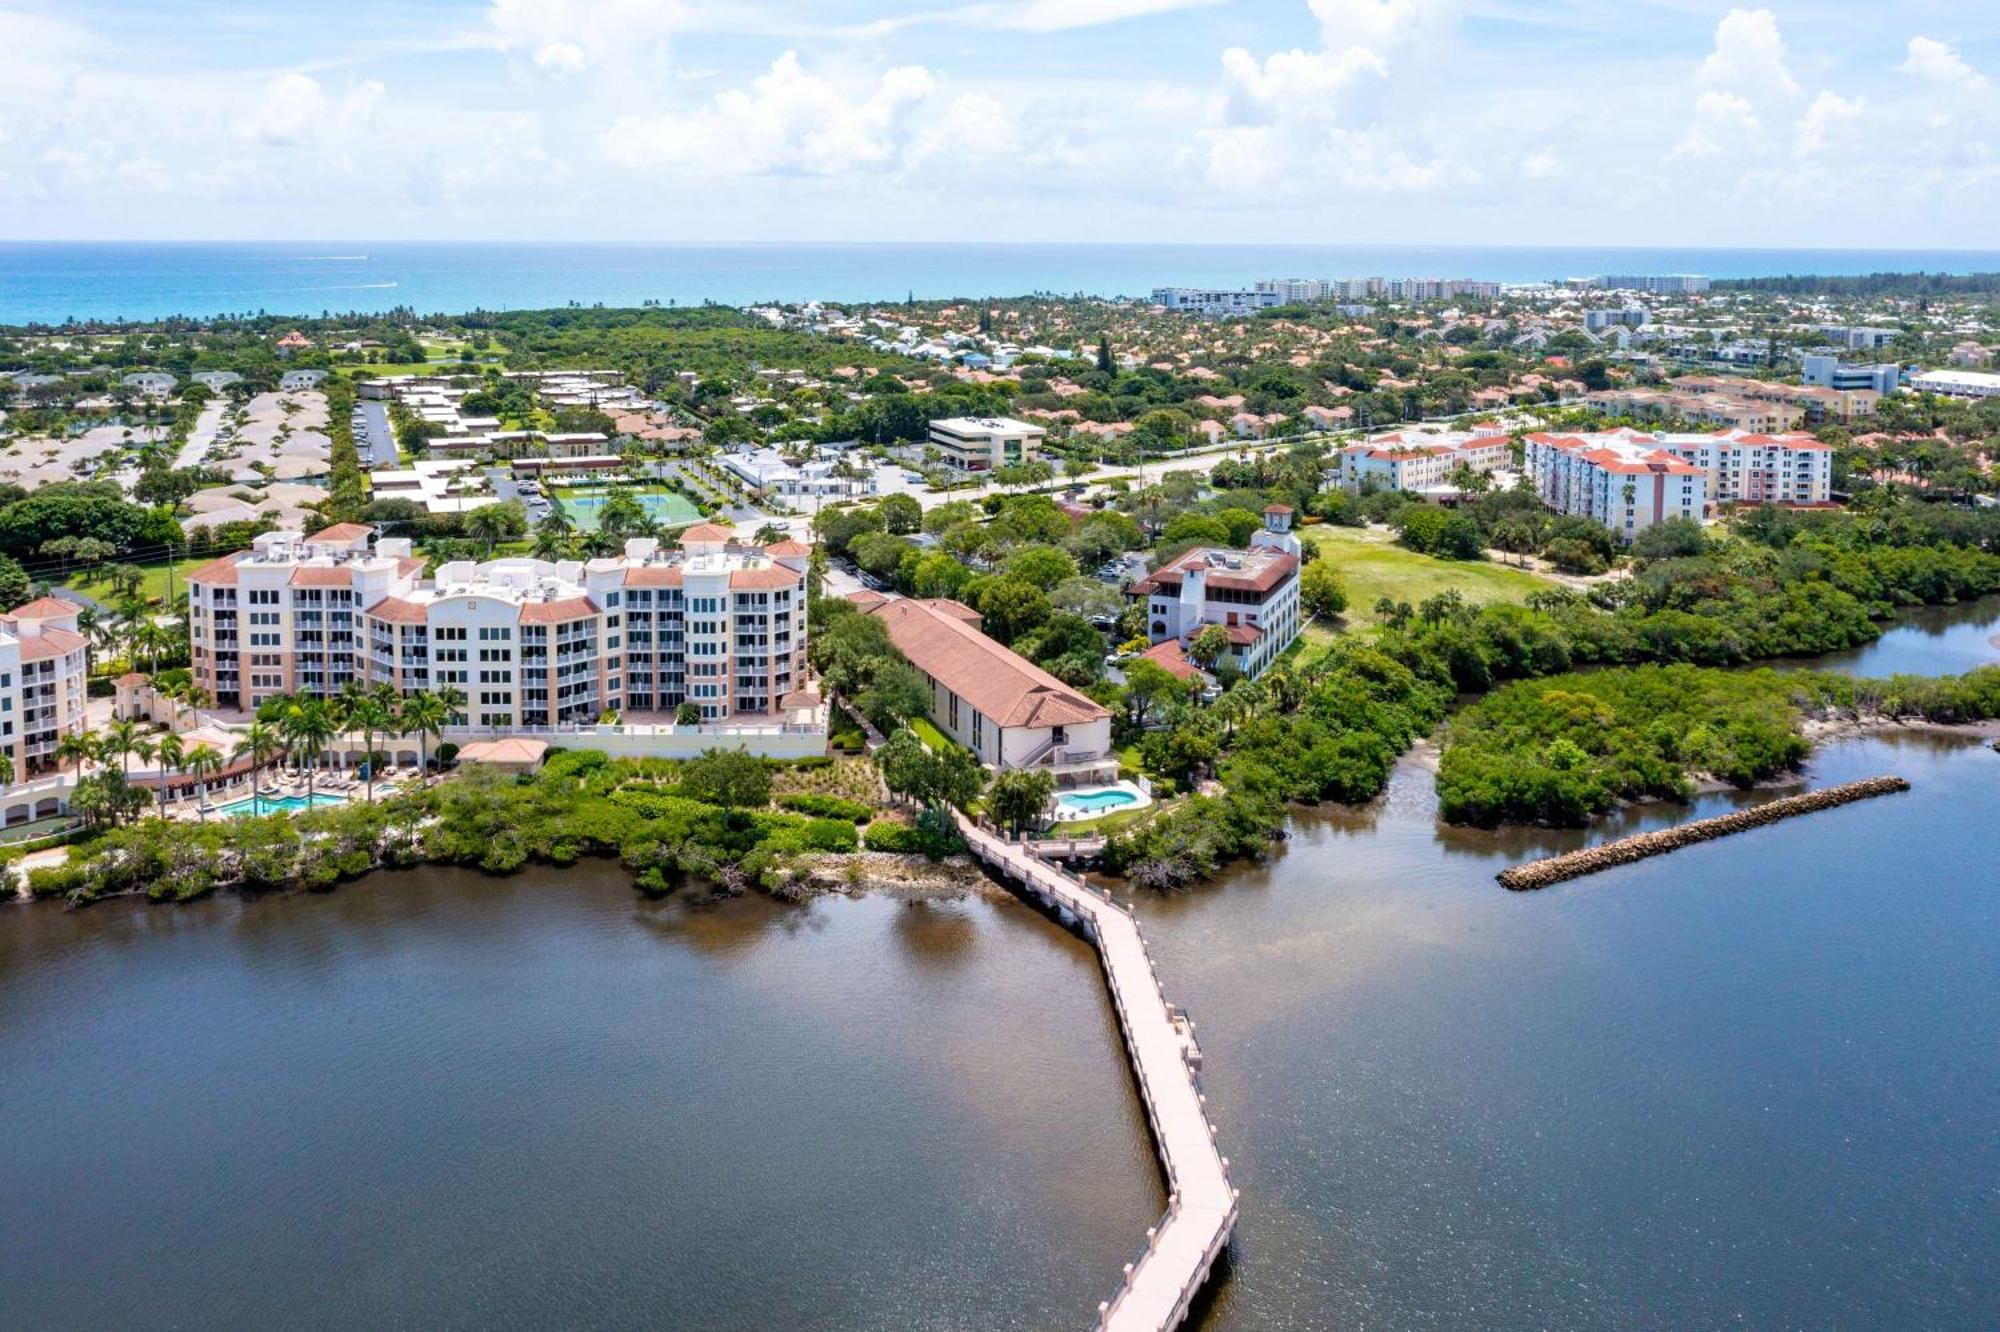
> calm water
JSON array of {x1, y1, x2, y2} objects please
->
[
  {"x1": 2, "y1": 609, "x2": 1995, "y2": 1330},
  {"x1": 7, "y1": 242, "x2": 2000, "y2": 324},
  {"x1": 0, "y1": 871, "x2": 1160, "y2": 1330}
]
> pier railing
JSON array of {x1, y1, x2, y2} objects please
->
[{"x1": 954, "y1": 816, "x2": 1237, "y2": 1332}]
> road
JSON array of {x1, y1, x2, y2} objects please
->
[
  {"x1": 355, "y1": 399, "x2": 399, "y2": 468},
  {"x1": 173, "y1": 400, "x2": 227, "y2": 470}
]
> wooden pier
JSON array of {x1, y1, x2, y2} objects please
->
[{"x1": 955, "y1": 815, "x2": 1237, "y2": 1332}]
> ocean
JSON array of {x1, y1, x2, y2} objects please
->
[{"x1": 5, "y1": 241, "x2": 2000, "y2": 325}]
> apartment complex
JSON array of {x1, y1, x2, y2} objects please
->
[
  {"x1": 1523, "y1": 431, "x2": 1708, "y2": 540},
  {"x1": 1150, "y1": 287, "x2": 1281, "y2": 316},
  {"x1": 187, "y1": 523, "x2": 811, "y2": 724},
  {"x1": 0, "y1": 598, "x2": 90, "y2": 785},
  {"x1": 1334, "y1": 427, "x2": 1513, "y2": 493},
  {"x1": 1585, "y1": 386, "x2": 1807, "y2": 433},
  {"x1": 850, "y1": 593, "x2": 1115, "y2": 783},
  {"x1": 926, "y1": 416, "x2": 1046, "y2": 471},
  {"x1": 1129, "y1": 538, "x2": 1301, "y2": 681},
  {"x1": 1653, "y1": 431, "x2": 1834, "y2": 506},
  {"x1": 1584, "y1": 274, "x2": 1711, "y2": 293}
]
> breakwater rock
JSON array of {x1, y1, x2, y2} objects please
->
[{"x1": 1497, "y1": 776, "x2": 1912, "y2": 891}]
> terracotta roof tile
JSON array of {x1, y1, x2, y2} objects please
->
[
  {"x1": 187, "y1": 553, "x2": 246, "y2": 585},
  {"x1": 729, "y1": 565, "x2": 801, "y2": 590},
  {"x1": 363, "y1": 595, "x2": 430, "y2": 624},
  {"x1": 3, "y1": 596, "x2": 84, "y2": 622},
  {"x1": 623, "y1": 566, "x2": 685, "y2": 588},
  {"x1": 855, "y1": 595, "x2": 1109, "y2": 730},
  {"x1": 308, "y1": 523, "x2": 372, "y2": 542},
  {"x1": 518, "y1": 596, "x2": 598, "y2": 624},
  {"x1": 290, "y1": 566, "x2": 355, "y2": 587},
  {"x1": 17, "y1": 626, "x2": 86, "y2": 661}
]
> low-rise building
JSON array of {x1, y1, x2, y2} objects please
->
[
  {"x1": 1334, "y1": 427, "x2": 1512, "y2": 493},
  {"x1": 1800, "y1": 354, "x2": 1900, "y2": 395},
  {"x1": 927, "y1": 416, "x2": 1046, "y2": 472},
  {"x1": 1908, "y1": 368, "x2": 2000, "y2": 399},
  {"x1": 1151, "y1": 287, "x2": 1282, "y2": 316},
  {"x1": 850, "y1": 593, "x2": 1115, "y2": 783},
  {"x1": 1654, "y1": 430, "x2": 1834, "y2": 506},
  {"x1": 1128, "y1": 530, "x2": 1301, "y2": 681}
]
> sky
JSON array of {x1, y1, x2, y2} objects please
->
[{"x1": 0, "y1": 0, "x2": 1996, "y2": 247}]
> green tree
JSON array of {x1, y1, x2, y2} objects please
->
[
  {"x1": 680, "y1": 747, "x2": 771, "y2": 814},
  {"x1": 1299, "y1": 560, "x2": 1348, "y2": 623},
  {"x1": 987, "y1": 768, "x2": 1057, "y2": 837}
]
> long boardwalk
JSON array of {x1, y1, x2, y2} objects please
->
[{"x1": 955, "y1": 815, "x2": 1237, "y2": 1332}]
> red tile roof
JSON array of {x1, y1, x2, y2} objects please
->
[
  {"x1": 763, "y1": 539, "x2": 811, "y2": 556},
  {"x1": 3, "y1": 596, "x2": 83, "y2": 622},
  {"x1": 187, "y1": 553, "x2": 246, "y2": 585},
  {"x1": 17, "y1": 626, "x2": 86, "y2": 661},
  {"x1": 363, "y1": 596, "x2": 430, "y2": 624},
  {"x1": 518, "y1": 596, "x2": 598, "y2": 624},
  {"x1": 1130, "y1": 547, "x2": 1299, "y2": 597},
  {"x1": 729, "y1": 565, "x2": 800, "y2": 590},
  {"x1": 623, "y1": 566, "x2": 685, "y2": 588},
  {"x1": 1137, "y1": 637, "x2": 1205, "y2": 681},
  {"x1": 290, "y1": 566, "x2": 355, "y2": 587},
  {"x1": 308, "y1": 523, "x2": 372, "y2": 543},
  {"x1": 677, "y1": 523, "x2": 733, "y2": 544},
  {"x1": 855, "y1": 595, "x2": 1108, "y2": 730}
]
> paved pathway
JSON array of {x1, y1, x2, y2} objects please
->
[{"x1": 172, "y1": 399, "x2": 227, "y2": 470}]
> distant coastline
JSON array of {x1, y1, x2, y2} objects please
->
[{"x1": 8, "y1": 240, "x2": 2000, "y2": 325}]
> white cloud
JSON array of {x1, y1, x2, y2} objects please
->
[
  {"x1": 1218, "y1": 44, "x2": 1387, "y2": 128},
  {"x1": 234, "y1": 72, "x2": 384, "y2": 147},
  {"x1": 973, "y1": 0, "x2": 1217, "y2": 32},
  {"x1": 1518, "y1": 148, "x2": 1562, "y2": 180},
  {"x1": 487, "y1": 0, "x2": 685, "y2": 77},
  {"x1": 1899, "y1": 37, "x2": 1989, "y2": 92},
  {"x1": 1794, "y1": 89, "x2": 1864, "y2": 157},
  {"x1": 600, "y1": 53, "x2": 943, "y2": 175},
  {"x1": 1670, "y1": 89, "x2": 1761, "y2": 161},
  {"x1": 1697, "y1": 8, "x2": 1798, "y2": 97},
  {"x1": 1309, "y1": 0, "x2": 1455, "y2": 53}
]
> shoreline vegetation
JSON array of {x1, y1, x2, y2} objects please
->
[
  {"x1": 11, "y1": 750, "x2": 974, "y2": 910},
  {"x1": 1495, "y1": 776, "x2": 1914, "y2": 890}
]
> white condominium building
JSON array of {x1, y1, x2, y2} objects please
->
[
  {"x1": 1335, "y1": 427, "x2": 1513, "y2": 493},
  {"x1": 1522, "y1": 431, "x2": 1708, "y2": 540},
  {"x1": 926, "y1": 416, "x2": 1047, "y2": 472},
  {"x1": 1652, "y1": 430, "x2": 1834, "y2": 507},
  {"x1": 1128, "y1": 533, "x2": 1302, "y2": 681},
  {"x1": 1150, "y1": 287, "x2": 1282, "y2": 316},
  {"x1": 0, "y1": 597, "x2": 90, "y2": 785},
  {"x1": 188, "y1": 523, "x2": 811, "y2": 723},
  {"x1": 1908, "y1": 369, "x2": 2000, "y2": 399}
]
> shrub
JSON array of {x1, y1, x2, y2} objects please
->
[
  {"x1": 775, "y1": 793, "x2": 873, "y2": 822},
  {"x1": 863, "y1": 820, "x2": 923, "y2": 853}
]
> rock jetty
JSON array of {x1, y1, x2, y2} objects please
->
[{"x1": 1497, "y1": 776, "x2": 1912, "y2": 891}]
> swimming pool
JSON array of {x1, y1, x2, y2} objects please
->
[
  {"x1": 217, "y1": 793, "x2": 348, "y2": 818},
  {"x1": 557, "y1": 488, "x2": 703, "y2": 531},
  {"x1": 1052, "y1": 783, "x2": 1150, "y2": 820}
]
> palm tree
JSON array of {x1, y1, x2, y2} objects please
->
[
  {"x1": 434, "y1": 682, "x2": 467, "y2": 728},
  {"x1": 233, "y1": 721, "x2": 284, "y2": 807},
  {"x1": 151, "y1": 730, "x2": 185, "y2": 819},
  {"x1": 185, "y1": 743, "x2": 224, "y2": 821},
  {"x1": 99, "y1": 718, "x2": 147, "y2": 780},
  {"x1": 347, "y1": 694, "x2": 392, "y2": 802},
  {"x1": 56, "y1": 730, "x2": 95, "y2": 783},
  {"x1": 281, "y1": 698, "x2": 337, "y2": 802},
  {"x1": 399, "y1": 691, "x2": 448, "y2": 786}
]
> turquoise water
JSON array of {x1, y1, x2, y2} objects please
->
[
  {"x1": 1057, "y1": 788, "x2": 1139, "y2": 814},
  {"x1": 558, "y1": 488, "x2": 702, "y2": 532},
  {"x1": 218, "y1": 793, "x2": 347, "y2": 818},
  {"x1": 8, "y1": 242, "x2": 2000, "y2": 324}
]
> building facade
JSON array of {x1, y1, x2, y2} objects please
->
[
  {"x1": 851, "y1": 593, "x2": 1115, "y2": 783},
  {"x1": 1128, "y1": 538, "x2": 1301, "y2": 681},
  {"x1": 1523, "y1": 431, "x2": 1708, "y2": 540},
  {"x1": 926, "y1": 416, "x2": 1046, "y2": 472},
  {"x1": 1653, "y1": 431, "x2": 1834, "y2": 506},
  {"x1": 1801, "y1": 354, "x2": 1900, "y2": 394},
  {"x1": 0, "y1": 598, "x2": 90, "y2": 785},
  {"x1": 188, "y1": 524, "x2": 810, "y2": 723},
  {"x1": 1335, "y1": 427, "x2": 1513, "y2": 493},
  {"x1": 1150, "y1": 287, "x2": 1282, "y2": 316}
]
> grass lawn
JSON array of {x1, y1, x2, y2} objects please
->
[
  {"x1": 908, "y1": 717, "x2": 953, "y2": 751},
  {"x1": 1303, "y1": 524, "x2": 1554, "y2": 614},
  {"x1": 63, "y1": 554, "x2": 210, "y2": 607}
]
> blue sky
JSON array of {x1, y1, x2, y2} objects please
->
[{"x1": 1, "y1": 1, "x2": 1996, "y2": 245}]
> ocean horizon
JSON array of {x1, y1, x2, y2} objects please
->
[{"x1": 5, "y1": 240, "x2": 2000, "y2": 326}]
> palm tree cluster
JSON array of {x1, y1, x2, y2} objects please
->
[
  {"x1": 61, "y1": 682, "x2": 465, "y2": 830},
  {"x1": 243, "y1": 682, "x2": 463, "y2": 805}
]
